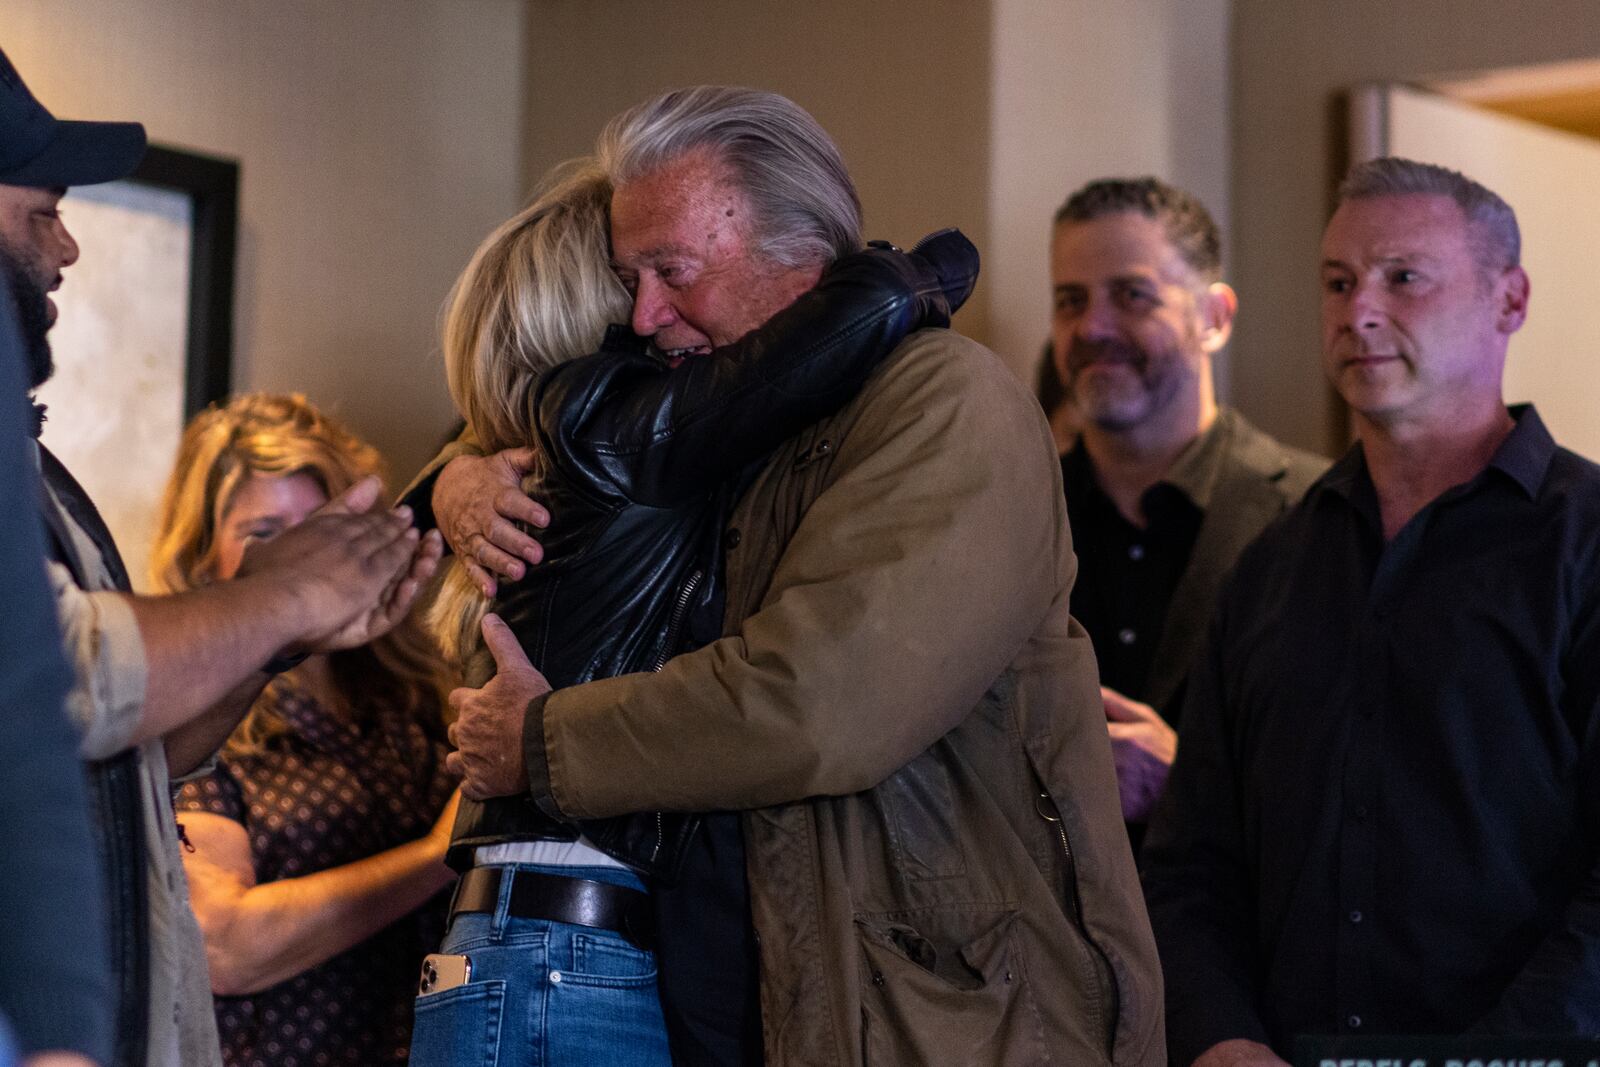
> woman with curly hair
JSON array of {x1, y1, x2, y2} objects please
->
[{"x1": 154, "y1": 393, "x2": 460, "y2": 1067}]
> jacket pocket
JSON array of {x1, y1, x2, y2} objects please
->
[{"x1": 856, "y1": 908, "x2": 1052, "y2": 1067}]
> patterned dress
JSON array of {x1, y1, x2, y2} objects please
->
[{"x1": 176, "y1": 682, "x2": 455, "y2": 1067}]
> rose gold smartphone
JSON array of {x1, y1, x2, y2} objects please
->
[{"x1": 418, "y1": 953, "x2": 472, "y2": 996}]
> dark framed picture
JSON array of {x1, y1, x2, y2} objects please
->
[{"x1": 36, "y1": 144, "x2": 239, "y2": 590}]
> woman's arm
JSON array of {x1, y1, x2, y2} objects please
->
[
  {"x1": 539, "y1": 231, "x2": 978, "y2": 507},
  {"x1": 180, "y1": 790, "x2": 460, "y2": 996}
]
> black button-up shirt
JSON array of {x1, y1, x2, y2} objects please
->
[
  {"x1": 1143, "y1": 406, "x2": 1600, "y2": 1062},
  {"x1": 1062, "y1": 423, "x2": 1223, "y2": 721}
]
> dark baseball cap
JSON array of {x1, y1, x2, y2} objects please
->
[{"x1": 0, "y1": 47, "x2": 146, "y2": 187}]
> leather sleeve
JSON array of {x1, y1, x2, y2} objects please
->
[
  {"x1": 532, "y1": 332, "x2": 1073, "y2": 815},
  {"x1": 533, "y1": 245, "x2": 965, "y2": 509}
]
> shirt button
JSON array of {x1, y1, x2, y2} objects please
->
[
  {"x1": 1118, "y1": 628, "x2": 1137, "y2": 646},
  {"x1": 1353, "y1": 804, "x2": 1370, "y2": 820},
  {"x1": 1348, "y1": 1014, "x2": 1363, "y2": 1029},
  {"x1": 1349, "y1": 910, "x2": 1363, "y2": 924},
  {"x1": 1128, "y1": 544, "x2": 1145, "y2": 561},
  {"x1": 725, "y1": 527, "x2": 742, "y2": 550}
]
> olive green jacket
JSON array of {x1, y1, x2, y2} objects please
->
[{"x1": 528, "y1": 329, "x2": 1165, "y2": 1066}]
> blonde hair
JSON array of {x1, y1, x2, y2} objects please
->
[
  {"x1": 150, "y1": 392, "x2": 450, "y2": 754},
  {"x1": 443, "y1": 159, "x2": 630, "y2": 453},
  {"x1": 432, "y1": 158, "x2": 631, "y2": 674}
]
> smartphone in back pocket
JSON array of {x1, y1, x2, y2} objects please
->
[{"x1": 417, "y1": 953, "x2": 472, "y2": 996}]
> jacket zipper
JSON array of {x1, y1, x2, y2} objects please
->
[
  {"x1": 645, "y1": 568, "x2": 703, "y2": 862},
  {"x1": 652, "y1": 568, "x2": 703, "y2": 672},
  {"x1": 1037, "y1": 790, "x2": 1120, "y2": 1056}
]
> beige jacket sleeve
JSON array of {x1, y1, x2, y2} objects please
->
[
  {"x1": 395, "y1": 421, "x2": 486, "y2": 528},
  {"x1": 537, "y1": 333, "x2": 1072, "y2": 818},
  {"x1": 47, "y1": 559, "x2": 149, "y2": 761}
]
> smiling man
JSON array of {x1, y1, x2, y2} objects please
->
[
  {"x1": 1047, "y1": 179, "x2": 1323, "y2": 841},
  {"x1": 1142, "y1": 158, "x2": 1600, "y2": 1065}
]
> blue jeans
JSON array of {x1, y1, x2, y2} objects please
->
[{"x1": 409, "y1": 865, "x2": 672, "y2": 1067}]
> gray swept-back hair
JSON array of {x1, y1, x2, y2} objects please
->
[
  {"x1": 1337, "y1": 157, "x2": 1521, "y2": 275},
  {"x1": 596, "y1": 85, "x2": 863, "y2": 268},
  {"x1": 1054, "y1": 176, "x2": 1223, "y2": 283}
]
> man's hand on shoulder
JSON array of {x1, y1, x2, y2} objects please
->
[
  {"x1": 1192, "y1": 1039, "x2": 1291, "y2": 1067},
  {"x1": 238, "y1": 475, "x2": 442, "y2": 652},
  {"x1": 446, "y1": 614, "x2": 552, "y2": 800},
  {"x1": 434, "y1": 448, "x2": 549, "y2": 597},
  {"x1": 1103, "y1": 686, "x2": 1177, "y2": 823}
]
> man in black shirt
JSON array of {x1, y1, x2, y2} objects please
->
[
  {"x1": 1143, "y1": 158, "x2": 1600, "y2": 1065},
  {"x1": 1049, "y1": 178, "x2": 1324, "y2": 834}
]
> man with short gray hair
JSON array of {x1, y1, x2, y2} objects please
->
[
  {"x1": 430, "y1": 85, "x2": 1165, "y2": 1066},
  {"x1": 1143, "y1": 157, "x2": 1600, "y2": 1064}
]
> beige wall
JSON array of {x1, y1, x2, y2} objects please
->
[
  {"x1": 9, "y1": 0, "x2": 1234, "y2": 483},
  {"x1": 7, "y1": 0, "x2": 526, "y2": 482},
  {"x1": 1231, "y1": 0, "x2": 1600, "y2": 455},
  {"x1": 522, "y1": 0, "x2": 995, "y2": 344},
  {"x1": 523, "y1": 0, "x2": 1232, "y2": 382},
  {"x1": 987, "y1": 0, "x2": 1231, "y2": 386}
]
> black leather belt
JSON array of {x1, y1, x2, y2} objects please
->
[{"x1": 449, "y1": 866, "x2": 656, "y2": 951}]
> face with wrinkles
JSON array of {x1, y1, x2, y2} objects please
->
[
  {"x1": 1319, "y1": 193, "x2": 1526, "y2": 429},
  {"x1": 609, "y1": 149, "x2": 821, "y2": 360}
]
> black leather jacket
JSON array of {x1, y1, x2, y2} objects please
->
[{"x1": 444, "y1": 235, "x2": 979, "y2": 879}]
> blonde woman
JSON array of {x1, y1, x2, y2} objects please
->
[
  {"x1": 154, "y1": 393, "x2": 459, "y2": 1067},
  {"x1": 408, "y1": 156, "x2": 975, "y2": 1066}
]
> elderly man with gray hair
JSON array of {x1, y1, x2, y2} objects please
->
[
  {"x1": 1142, "y1": 157, "x2": 1600, "y2": 1065},
  {"x1": 421, "y1": 86, "x2": 1165, "y2": 1066}
]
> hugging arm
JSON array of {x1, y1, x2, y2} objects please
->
[
  {"x1": 411, "y1": 232, "x2": 978, "y2": 587},
  {"x1": 520, "y1": 336, "x2": 1063, "y2": 816},
  {"x1": 537, "y1": 231, "x2": 977, "y2": 507}
]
